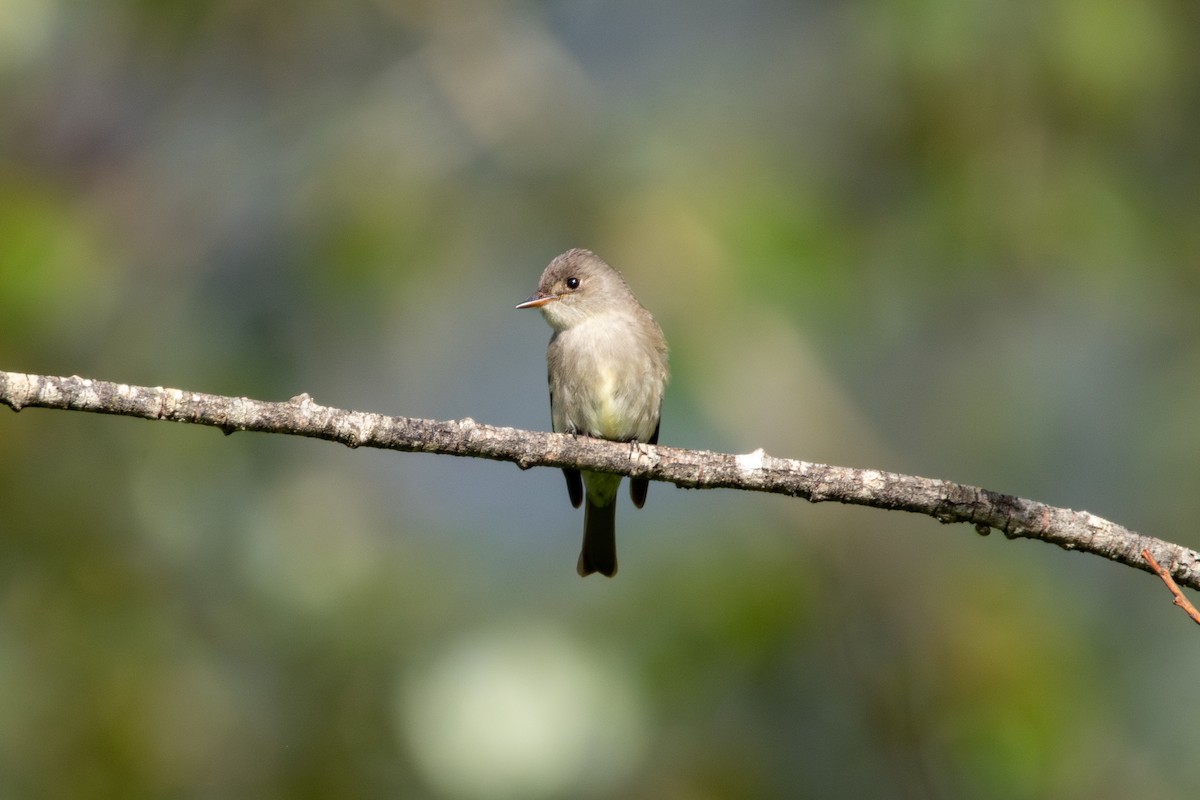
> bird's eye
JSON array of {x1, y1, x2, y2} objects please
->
[{"x1": 566, "y1": 277, "x2": 580, "y2": 290}]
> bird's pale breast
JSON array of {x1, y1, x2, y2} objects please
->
[{"x1": 548, "y1": 312, "x2": 664, "y2": 443}]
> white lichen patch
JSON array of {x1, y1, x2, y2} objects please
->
[
  {"x1": 735, "y1": 448, "x2": 766, "y2": 472},
  {"x1": 858, "y1": 469, "x2": 887, "y2": 492}
]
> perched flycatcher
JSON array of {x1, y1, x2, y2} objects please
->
[{"x1": 516, "y1": 249, "x2": 669, "y2": 577}]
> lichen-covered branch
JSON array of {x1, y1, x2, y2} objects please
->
[{"x1": 3, "y1": 369, "x2": 1198, "y2": 591}]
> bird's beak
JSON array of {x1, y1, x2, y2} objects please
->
[{"x1": 515, "y1": 293, "x2": 556, "y2": 310}]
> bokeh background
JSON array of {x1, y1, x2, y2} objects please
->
[{"x1": 2, "y1": 1, "x2": 1199, "y2": 797}]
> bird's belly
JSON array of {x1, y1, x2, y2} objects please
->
[
  {"x1": 555, "y1": 353, "x2": 660, "y2": 442},
  {"x1": 593, "y1": 366, "x2": 624, "y2": 436},
  {"x1": 549, "y1": 313, "x2": 665, "y2": 443}
]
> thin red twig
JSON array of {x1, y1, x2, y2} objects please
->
[{"x1": 1142, "y1": 549, "x2": 1200, "y2": 626}]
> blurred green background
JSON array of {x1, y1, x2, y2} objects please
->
[{"x1": 2, "y1": 0, "x2": 1199, "y2": 797}]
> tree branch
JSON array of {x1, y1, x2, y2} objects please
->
[{"x1": 3, "y1": 369, "x2": 1198, "y2": 592}]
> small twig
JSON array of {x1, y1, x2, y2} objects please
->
[{"x1": 1142, "y1": 549, "x2": 1200, "y2": 626}]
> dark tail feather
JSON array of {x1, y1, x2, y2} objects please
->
[
  {"x1": 630, "y1": 477, "x2": 648, "y2": 508},
  {"x1": 630, "y1": 421, "x2": 659, "y2": 508},
  {"x1": 578, "y1": 499, "x2": 617, "y2": 577},
  {"x1": 563, "y1": 468, "x2": 584, "y2": 508}
]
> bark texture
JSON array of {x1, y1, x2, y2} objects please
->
[{"x1": 3, "y1": 370, "x2": 1197, "y2": 591}]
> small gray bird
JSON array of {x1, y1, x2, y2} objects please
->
[{"x1": 517, "y1": 249, "x2": 669, "y2": 577}]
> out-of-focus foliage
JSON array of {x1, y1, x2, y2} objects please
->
[{"x1": 2, "y1": 1, "x2": 1199, "y2": 797}]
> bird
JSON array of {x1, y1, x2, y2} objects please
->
[{"x1": 517, "y1": 249, "x2": 669, "y2": 577}]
